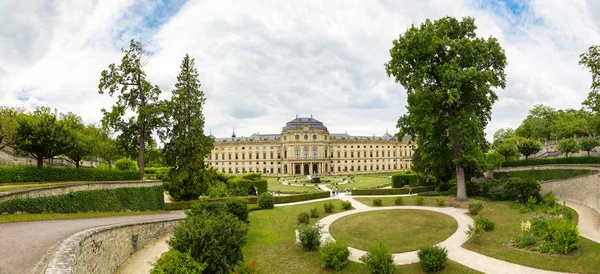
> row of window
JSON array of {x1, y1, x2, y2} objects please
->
[
  {"x1": 208, "y1": 150, "x2": 412, "y2": 161},
  {"x1": 217, "y1": 163, "x2": 412, "y2": 175}
]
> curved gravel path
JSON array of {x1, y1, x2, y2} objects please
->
[{"x1": 0, "y1": 211, "x2": 185, "y2": 274}]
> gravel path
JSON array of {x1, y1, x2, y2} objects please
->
[{"x1": 0, "y1": 212, "x2": 185, "y2": 274}]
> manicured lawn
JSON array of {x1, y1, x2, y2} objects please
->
[
  {"x1": 329, "y1": 210, "x2": 457, "y2": 253},
  {"x1": 266, "y1": 178, "x2": 321, "y2": 194},
  {"x1": 354, "y1": 196, "x2": 464, "y2": 208},
  {"x1": 461, "y1": 200, "x2": 600, "y2": 273},
  {"x1": 0, "y1": 210, "x2": 168, "y2": 223},
  {"x1": 244, "y1": 199, "x2": 480, "y2": 273},
  {"x1": 329, "y1": 176, "x2": 391, "y2": 190}
]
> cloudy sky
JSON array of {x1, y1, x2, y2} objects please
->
[{"x1": 1, "y1": 0, "x2": 600, "y2": 141}]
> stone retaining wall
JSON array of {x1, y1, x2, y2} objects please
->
[
  {"x1": 0, "y1": 181, "x2": 162, "y2": 202},
  {"x1": 45, "y1": 217, "x2": 184, "y2": 274},
  {"x1": 540, "y1": 173, "x2": 600, "y2": 214},
  {"x1": 495, "y1": 165, "x2": 600, "y2": 172}
]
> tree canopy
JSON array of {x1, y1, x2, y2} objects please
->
[{"x1": 385, "y1": 16, "x2": 507, "y2": 201}]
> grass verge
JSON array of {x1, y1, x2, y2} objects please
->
[{"x1": 0, "y1": 210, "x2": 168, "y2": 223}]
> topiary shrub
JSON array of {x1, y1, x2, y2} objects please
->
[
  {"x1": 258, "y1": 192, "x2": 275, "y2": 209},
  {"x1": 394, "y1": 197, "x2": 404, "y2": 205},
  {"x1": 151, "y1": 249, "x2": 206, "y2": 274},
  {"x1": 468, "y1": 201, "x2": 483, "y2": 215},
  {"x1": 360, "y1": 240, "x2": 394, "y2": 274},
  {"x1": 323, "y1": 202, "x2": 335, "y2": 213},
  {"x1": 298, "y1": 212, "x2": 310, "y2": 225},
  {"x1": 320, "y1": 240, "x2": 350, "y2": 271},
  {"x1": 115, "y1": 157, "x2": 138, "y2": 171},
  {"x1": 310, "y1": 208, "x2": 320, "y2": 218},
  {"x1": 341, "y1": 200, "x2": 352, "y2": 210},
  {"x1": 417, "y1": 245, "x2": 448, "y2": 272},
  {"x1": 435, "y1": 198, "x2": 445, "y2": 206},
  {"x1": 475, "y1": 217, "x2": 495, "y2": 231},
  {"x1": 372, "y1": 199, "x2": 383, "y2": 207},
  {"x1": 298, "y1": 224, "x2": 321, "y2": 251},
  {"x1": 415, "y1": 196, "x2": 424, "y2": 206}
]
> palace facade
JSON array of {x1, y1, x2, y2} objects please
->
[{"x1": 206, "y1": 116, "x2": 414, "y2": 176}]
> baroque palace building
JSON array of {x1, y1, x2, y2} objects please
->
[{"x1": 206, "y1": 116, "x2": 414, "y2": 176}]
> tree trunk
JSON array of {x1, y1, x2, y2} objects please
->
[
  {"x1": 588, "y1": 151, "x2": 591, "y2": 156},
  {"x1": 525, "y1": 155, "x2": 528, "y2": 160},
  {"x1": 453, "y1": 132, "x2": 467, "y2": 202},
  {"x1": 37, "y1": 157, "x2": 43, "y2": 168},
  {"x1": 108, "y1": 160, "x2": 112, "y2": 169},
  {"x1": 75, "y1": 161, "x2": 80, "y2": 169},
  {"x1": 139, "y1": 125, "x2": 145, "y2": 180}
]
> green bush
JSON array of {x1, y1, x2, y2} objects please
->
[
  {"x1": 503, "y1": 156, "x2": 600, "y2": 167},
  {"x1": 392, "y1": 172, "x2": 418, "y2": 188},
  {"x1": 0, "y1": 167, "x2": 139, "y2": 183},
  {"x1": 310, "y1": 208, "x2": 320, "y2": 218},
  {"x1": 494, "y1": 169, "x2": 593, "y2": 181},
  {"x1": 298, "y1": 212, "x2": 310, "y2": 225},
  {"x1": 549, "y1": 218, "x2": 579, "y2": 254},
  {"x1": 164, "y1": 201, "x2": 192, "y2": 211},
  {"x1": 468, "y1": 202, "x2": 483, "y2": 215},
  {"x1": 298, "y1": 224, "x2": 321, "y2": 251},
  {"x1": 542, "y1": 192, "x2": 557, "y2": 207},
  {"x1": 320, "y1": 240, "x2": 350, "y2": 271},
  {"x1": 417, "y1": 245, "x2": 448, "y2": 272},
  {"x1": 226, "y1": 175, "x2": 268, "y2": 197},
  {"x1": 415, "y1": 196, "x2": 424, "y2": 206},
  {"x1": 392, "y1": 197, "x2": 403, "y2": 205},
  {"x1": 0, "y1": 186, "x2": 163, "y2": 214},
  {"x1": 323, "y1": 202, "x2": 335, "y2": 213},
  {"x1": 190, "y1": 198, "x2": 249, "y2": 223},
  {"x1": 274, "y1": 192, "x2": 329, "y2": 204},
  {"x1": 115, "y1": 157, "x2": 138, "y2": 171},
  {"x1": 151, "y1": 249, "x2": 206, "y2": 274},
  {"x1": 170, "y1": 207, "x2": 248, "y2": 273},
  {"x1": 504, "y1": 178, "x2": 541, "y2": 203},
  {"x1": 513, "y1": 233, "x2": 538, "y2": 248},
  {"x1": 435, "y1": 198, "x2": 445, "y2": 206},
  {"x1": 372, "y1": 199, "x2": 383, "y2": 207},
  {"x1": 352, "y1": 186, "x2": 435, "y2": 195},
  {"x1": 341, "y1": 200, "x2": 352, "y2": 210},
  {"x1": 475, "y1": 217, "x2": 495, "y2": 231},
  {"x1": 258, "y1": 192, "x2": 275, "y2": 209},
  {"x1": 466, "y1": 223, "x2": 485, "y2": 244},
  {"x1": 360, "y1": 240, "x2": 394, "y2": 274},
  {"x1": 311, "y1": 177, "x2": 321, "y2": 184}
]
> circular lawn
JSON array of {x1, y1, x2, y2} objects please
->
[{"x1": 329, "y1": 209, "x2": 458, "y2": 253}]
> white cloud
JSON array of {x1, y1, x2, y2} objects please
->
[{"x1": 1, "y1": 0, "x2": 600, "y2": 142}]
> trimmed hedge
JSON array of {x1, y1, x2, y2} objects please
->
[
  {"x1": 274, "y1": 191, "x2": 330, "y2": 204},
  {"x1": 0, "y1": 186, "x2": 164, "y2": 214},
  {"x1": 494, "y1": 169, "x2": 594, "y2": 181},
  {"x1": 227, "y1": 177, "x2": 268, "y2": 196},
  {"x1": 352, "y1": 186, "x2": 435, "y2": 195},
  {"x1": 0, "y1": 167, "x2": 139, "y2": 183},
  {"x1": 163, "y1": 192, "x2": 331, "y2": 210},
  {"x1": 503, "y1": 156, "x2": 600, "y2": 167},
  {"x1": 392, "y1": 173, "x2": 418, "y2": 188}
]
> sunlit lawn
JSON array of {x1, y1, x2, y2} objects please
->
[{"x1": 266, "y1": 178, "x2": 321, "y2": 194}]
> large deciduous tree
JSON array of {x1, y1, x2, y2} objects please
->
[
  {"x1": 556, "y1": 138, "x2": 580, "y2": 157},
  {"x1": 515, "y1": 104, "x2": 557, "y2": 140},
  {"x1": 98, "y1": 40, "x2": 163, "y2": 180},
  {"x1": 61, "y1": 112, "x2": 94, "y2": 168},
  {"x1": 385, "y1": 16, "x2": 507, "y2": 201},
  {"x1": 163, "y1": 54, "x2": 215, "y2": 200},
  {"x1": 0, "y1": 106, "x2": 26, "y2": 149},
  {"x1": 580, "y1": 45, "x2": 600, "y2": 113}
]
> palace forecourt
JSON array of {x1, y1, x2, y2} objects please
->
[{"x1": 206, "y1": 116, "x2": 415, "y2": 176}]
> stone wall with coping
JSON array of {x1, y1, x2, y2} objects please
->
[
  {"x1": 495, "y1": 165, "x2": 600, "y2": 172},
  {"x1": 44, "y1": 217, "x2": 184, "y2": 274},
  {"x1": 540, "y1": 173, "x2": 600, "y2": 214},
  {"x1": 0, "y1": 181, "x2": 162, "y2": 202}
]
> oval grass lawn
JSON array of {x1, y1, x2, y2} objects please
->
[{"x1": 329, "y1": 209, "x2": 458, "y2": 253}]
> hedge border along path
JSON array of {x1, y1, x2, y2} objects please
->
[
  {"x1": 0, "y1": 167, "x2": 139, "y2": 183},
  {"x1": 312, "y1": 196, "x2": 565, "y2": 274}
]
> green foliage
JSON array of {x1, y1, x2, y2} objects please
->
[
  {"x1": 115, "y1": 157, "x2": 138, "y2": 171},
  {"x1": 386, "y1": 16, "x2": 507, "y2": 202},
  {"x1": 513, "y1": 216, "x2": 579, "y2": 254},
  {"x1": 466, "y1": 223, "x2": 485, "y2": 244},
  {"x1": 258, "y1": 192, "x2": 275, "y2": 209},
  {"x1": 435, "y1": 198, "x2": 445, "y2": 206},
  {"x1": 391, "y1": 172, "x2": 418, "y2": 188},
  {"x1": 484, "y1": 151, "x2": 504, "y2": 169},
  {"x1": 206, "y1": 183, "x2": 227, "y2": 198},
  {"x1": 310, "y1": 208, "x2": 320, "y2": 218},
  {"x1": 298, "y1": 212, "x2": 310, "y2": 224},
  {"x1": 64, "y1": 121, "x2": 98, "y2": 169},
  {"x1": 515, "y1": 104, "x2": 557, "y2": 141},
  {"x1": 323, "y1": 201, "x2": 335, "y2": 213},
  {"x1": 542, "y1": 192, "x2": 557, "y2": 207},
  {"x1": 351, "y1": 186, "x2": 435, "y2": 195},
  {"x1": 394, "y1": 197, "x2": 404, "y2": 205},
  {"x1": 503, "y1": 156, "x2": 600, "y2": 166},
  {"x1": 468, "y1": 201, "x2": 483, "y2": 215},
  {"x1": 164, "y1": 168, "x2": 216, "y2": 201},
  {"x1": 151, "y1": 249, "x2": 206, "y2": 274},
  {"x1": 298, "y1": 224, "x2": 321, "y2": 251},
  {"x1": 467, "y1": 177, "x2": 540, "y2": 202},
  {"x1": 579, "y1": 137, "x2": 600, "y2": 156},
  {"x1": 517, "y1": 139, "x2": 543, "y2": 159},
  {"x1": 0, "y1": 167, "x2": 138, "y2": 183},
  {"x1": 494, "y1": 169, "x2": 593, "y2": 181},
  {"x1": 170, "y1": 205, "x2": 248, "y2": 273},
  {"x1": 556, "y1": 138, "x2": 580, "y2": 157},
  {"x1": 417, "y1": 245, "x2": 448, "y2": 272},
  {"x1": 273, "y1": 192, "x2": 329, "y2": 204},
  {"x1": 310, "y1": 177, "x2": 321, "y2": 184},
  {"x1": 372, "y1": 199, "x2": 383, "y2": 207},
  {"x1": 580, "y1": 45, "x2": 600, "y2": 113},
  {"x1": 227, "y1": 174, "x2": 268, "y2": 196},
  {"x1": 550, "y1": 219, "x2": 580, "y2": 254},
  {"x1": 415, "y1": 196, "x2": 424, "y2": 205},
  {"x1": 164, "y1": 201, "x2": 192, "y2": 211},
  {"x1": 0, "y1": 186, "x2": 163, "y2": 214},
  {"x1": 494, "y1": 140, "x2": 519, "y2": 161},
  {"x1": 341, "y1": 200, "x2": 352, "y2": 210},
  {"x1": 475, "y1": 217, "x2": 495, "y2": 231},
  {"x1": 0, "y1": 106, "x2": 26, "y2": 149},
  {"x1": 320, "y1": 240, "x2": 350, "y2": 271},
  {"x1": 359, "y1": 240, "x2": 394, "y2": 274},
  {"x1": 513, "y1": 233, "x2": 538, "y2": 248}
]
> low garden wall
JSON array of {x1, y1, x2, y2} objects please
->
[
  {"x1": 0, "y1": 181, "x2": 162, "y2": 202},
  {"x1": 44, "y1": 217, "x2": 184, "y2": 274},
  {"x1": 540, "y1": 173, "x2": 600, "y2": 214},
  {"x1": 496, "y1": 165, "x2": 600, "y2": 172}
]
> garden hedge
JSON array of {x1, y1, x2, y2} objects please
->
[
  {"x1": 227, "y1": 177, "x2": 268, "y2": 195},
  {"x1": 0, "y1": 185, "x2": 164, "y2": 214},
  {"x1": 494, "y1": 169, "x2": 594, "y2": 181},
  {"x1": 391, "y1": 173, "x2": 418, "y2": 188},
  {"x1": 502, "y1": 156, "x2": 600, "y2": 167},
  {"x1": 163, "y1": 192, "x2": 331, "y2": 209},
  {"x1": 0, "y1": 167, "x2": 139, "y2": 183},
  {"x1": 274, "y1": 191, "x2": 330, "y2": 204},
  {"x1": 352, "y1": 186, "x2": 435, "y2": 195}
]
